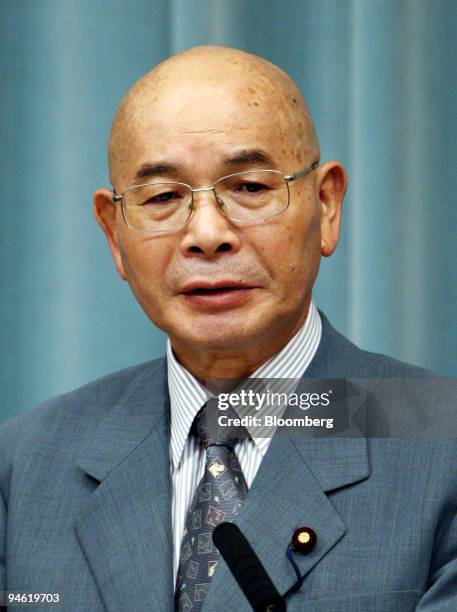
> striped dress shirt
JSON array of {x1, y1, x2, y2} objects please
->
[{"x1": 167, "y1": 300, "x2": 322, "y2": 584}]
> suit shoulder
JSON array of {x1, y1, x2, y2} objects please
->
[
  {"x1": 355, "y1": 346, "x2": 434, "y2": 377},
  {"x1": 0, "y1": 357, "x2": 166, "y2": 460},
  {"x1": 317, "y1": 311, "x2": 435, "y2": 378}
]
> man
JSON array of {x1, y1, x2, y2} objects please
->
[{"x1": 0, "y1": 46, "x2": 456, "y2": 611}]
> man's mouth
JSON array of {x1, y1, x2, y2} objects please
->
[
  {"x1": 184, "y1": 286, "x2": 242, "y2": 296},
  {"x1": 180, "y1": 281, "x2": 256, "y2": 308},
  {"x1": 181, "y1": 280, "x2": 255, "y2": 294}
]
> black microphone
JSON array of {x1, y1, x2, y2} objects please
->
[{"x1": 212, "y1": 522, "x2": 286, "y2": 611}]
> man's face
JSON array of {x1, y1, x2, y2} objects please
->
[{"x1": 96, "y1": 75, "x2": 339, "y2": 367}]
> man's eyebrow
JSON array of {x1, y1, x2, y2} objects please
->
[
  {"x1": 222, "y1": 149, "x2": 276, "y2": 168},
  {"x1": 133, "y1": 162, "x2": 179, "y2": 181},
  {"x1": 132, "y1": 149, "x2": 276, "y2": 183}
]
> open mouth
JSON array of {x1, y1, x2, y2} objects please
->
[
  {"x1": 184, "y1": 287, "x2": 241, "y2": 296},
  {"x1": 181, "y1": 283, "x2": 254, "y2": 308}
]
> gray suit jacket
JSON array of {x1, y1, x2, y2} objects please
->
[{"x1": 1, "y1": 313, "x2": 456, "y2": 611}]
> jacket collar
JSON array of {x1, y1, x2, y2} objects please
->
[{"x1": 74, "y1": 359, "x2": 175, "y2": 612}]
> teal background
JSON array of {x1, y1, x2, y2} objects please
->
[{"x1": 1, "y1": 0, "x2": 456, "y2": 423}]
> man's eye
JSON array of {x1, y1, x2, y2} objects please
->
[
  {"x1": 237, "y1": 182, "x2": 267, "y2": 193},
  {"x1": 144, "y1": 191, "x2": 181, "y2": 204}
]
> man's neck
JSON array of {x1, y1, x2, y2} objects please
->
[{"x1": 170, "y1": 303, "x2": 311, "y2": 384}]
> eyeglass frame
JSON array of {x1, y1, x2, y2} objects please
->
[{"x1": 111, "y1": 160, "x2": 320, "y2": 233}]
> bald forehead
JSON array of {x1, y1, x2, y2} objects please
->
[{"x1": 108, "y1": 46, "x2": 318, "y2": 186}]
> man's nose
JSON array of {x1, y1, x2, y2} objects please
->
[{"x1": 180, "y1": 189, "x2": 242, "y2": 257}]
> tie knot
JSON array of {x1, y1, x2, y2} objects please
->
[{"x1": 192, "y1": 397, "x2": 250, "y2": 449}]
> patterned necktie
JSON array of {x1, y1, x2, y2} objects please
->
[{"x1": 175, "y1": 398, "x2": 249, "y2": 612}]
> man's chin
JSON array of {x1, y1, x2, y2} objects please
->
[
  {"x1": 178, "y1": 329, "x2": 252, "y2": 351},
  {"x1": 169, "y1": 319, "x2": 260, "y2": 353}
]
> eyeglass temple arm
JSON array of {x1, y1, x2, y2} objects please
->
[{"x1": 284, "y1": 161, "x2": 319, "y2": 182}]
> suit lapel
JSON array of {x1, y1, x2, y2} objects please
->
[
  {"x1": 203, "y1": 330, "x2": 371, "y2": 610},
  {"x1": 203, "y1": 430, "x2": 369, "y2": 610},
  {"x1": 74, "y1": 363, "x2": 174, "y2": 612}
]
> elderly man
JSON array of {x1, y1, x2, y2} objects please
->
[{"x1": 1, "y1": 46, "x2": 456, "y2": 612}]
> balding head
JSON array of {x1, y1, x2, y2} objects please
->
[{"x1": 108, "y1": 45, "x2": 319, "y2": 188}]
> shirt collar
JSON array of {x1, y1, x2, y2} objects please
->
[{"x1": 167, "y1": 300, "x2": 322, "y2": 470}]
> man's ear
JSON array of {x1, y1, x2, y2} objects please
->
[
  {"x1": 93, "y1": 188, "x2": 127, "y2": 280},
  {"x1": 316, "y1": 161, "x2": 347, "y2": 257}
]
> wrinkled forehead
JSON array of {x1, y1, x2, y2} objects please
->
[{"x1": 109, "y1": 56, "x2": 315, "y2": 187}]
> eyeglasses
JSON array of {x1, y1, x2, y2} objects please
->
[{"x1": 112, "y1": 161, "x2": 319, "y2": 233}]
